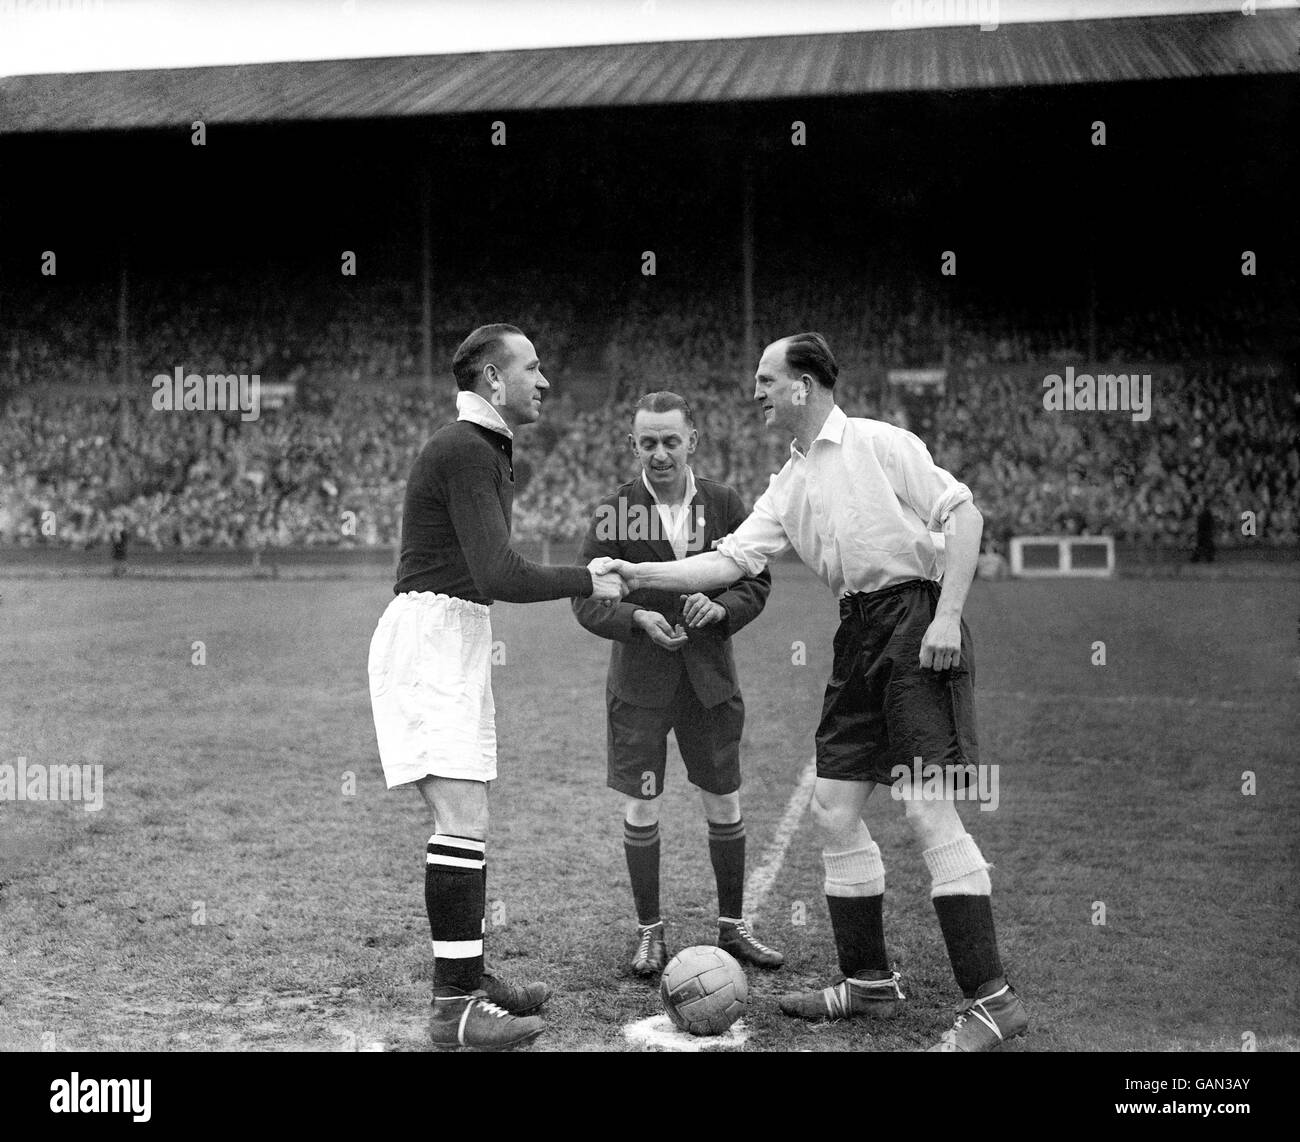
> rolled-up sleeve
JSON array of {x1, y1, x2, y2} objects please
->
[
  {"x1": 715, "y1": 482, "x2": 792, "y2": 577},
  {"x1": 884, "y1": 431, "x2": 973, "y2": 532}
]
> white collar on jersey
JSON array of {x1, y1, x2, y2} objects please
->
[
  {"x1": 791, "y1": 403, "x2": 846, "y2": 458},
  {"x1": 456, "y1": 389, "x2": 514, "y2": 440}
]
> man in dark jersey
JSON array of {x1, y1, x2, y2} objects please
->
[{"x1": 368, "y1": 323, "x2": 625, "y2": 1050}]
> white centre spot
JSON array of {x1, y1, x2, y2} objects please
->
[{"x1": 622, "y1": 1014, "x2": 749, "y2": 1051}]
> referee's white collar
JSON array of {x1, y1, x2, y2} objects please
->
[
  {"x1": 456, "y1": 389, "x2": 514, "y2": 440},
  {"x1": 641, "y1": 465, "x2": 697, "y2": 508},
  {"x1": 790, "y1": 404, "x2": 846, "y2": 458}
]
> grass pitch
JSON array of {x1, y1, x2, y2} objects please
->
[{"x1": 0, "y1": 565, "x2": 1296, "y2": 1051}]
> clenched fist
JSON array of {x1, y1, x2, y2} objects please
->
[{"x1": 919, "y1": 615, "x2": 961, "y2": 671}]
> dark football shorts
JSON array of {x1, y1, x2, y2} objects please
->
[
  {"x1": 607, "y1": 679, "x2": 744, "y2": 799},
  {"x1": 815, "y1": 578, "x2": 980, "y2": 786}
]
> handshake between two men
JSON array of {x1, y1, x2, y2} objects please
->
[{"x1": 585, "y1": 554, "x2": 734, "y2": 651}]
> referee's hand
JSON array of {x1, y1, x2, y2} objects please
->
[
  {"x1": 633, "y1": 609, "x2": 688, "y2": 652},
  {"x1": 919, "y1": 615, "x2": 962, "y2": 672},
  {"x1": 680, "y1": 592, "x2": 725, "y2": 628}
]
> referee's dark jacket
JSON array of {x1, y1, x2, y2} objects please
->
[{"x1": 572, "y1": 474, "x2": 771, "y2": 709}]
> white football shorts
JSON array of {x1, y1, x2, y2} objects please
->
[{"x1": 368, "y1": 591, "x2": 497, "y2": 787}]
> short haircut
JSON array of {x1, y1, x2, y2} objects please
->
[
  {"x1": 633, "y1": 390, "x2": 694, "y2": 428},
  {"x1": 452, "y1": 323, "x2": 524, "y2": 391},
  {"x1": 782, "y1": 332, "x2": 838, "y2": 389}
]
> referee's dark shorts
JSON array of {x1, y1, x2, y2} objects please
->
[
  {"x1": 816, "y1": 578, "x2": 979, "y2": 786},
  {"x1": 606, "y1": 679, "x2": 744, "y2": 799}
]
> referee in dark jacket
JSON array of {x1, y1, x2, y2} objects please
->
[{"x1": 573, "y1": 391, "x2": 783, "y2": 978}]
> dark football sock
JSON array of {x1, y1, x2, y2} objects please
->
[
  {"x1": 708, "y1": 817, "x2": 746, "y2": 920},
  {"x1": 826, "y1": 894, "x2": 889, "y2": 976},
  {"x1": 933, "y1": 893, "x2": 1004, "y2": 998},
  {"x1": 623, "y1": 820, "x2": 661, "y2": 926},
  {"x1": 426, "y1": 833, "x2": 485, "y2": 993}
]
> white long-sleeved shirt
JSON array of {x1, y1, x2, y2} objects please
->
[{"x1": 716, "y1": 405, "x2": 972, "y2": 598}]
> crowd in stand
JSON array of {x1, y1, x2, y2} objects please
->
[
  {"x1": 1, "y1": 274, "x2": 1295, "y2": 553},
  {"x1": 928, "y1": 362, "x2": 1297, "y2": 549}
]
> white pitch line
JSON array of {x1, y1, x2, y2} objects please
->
[
  {"x1": 980, "y1": 690, "x2": 1264, "y2": 711},
  {"x1": 744, "y1": 755, "x2": 817, "y2": 921}
]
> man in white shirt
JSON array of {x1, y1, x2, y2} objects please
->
[{"x1": 600, "y1": 333, "x2": 1028, "y2": 1052}]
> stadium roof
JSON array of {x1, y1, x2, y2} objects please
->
[{"x1": 0, "y1": 10, "x2": 1295, "y2": 134}]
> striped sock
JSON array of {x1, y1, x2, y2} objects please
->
[
  {"x1": 426, "y1": 833, "x2": 485, "y2": 993},
  {"x1": 708, "y1": 817, "x2": 746, "y2": 920},
  {"x1": 623, "y1": 821, "x2": 661, "y2": 926}
]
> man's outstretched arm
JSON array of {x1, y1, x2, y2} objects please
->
[
  {"x1": 604, "y1": 550, "x2": 745, "y2": 595},
  {"x1": 607, "y1": 492, "x2": 792, "y2": 596},
  {"x1": 445, "y1": 465, "x2": 625, "y2": 602}
]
